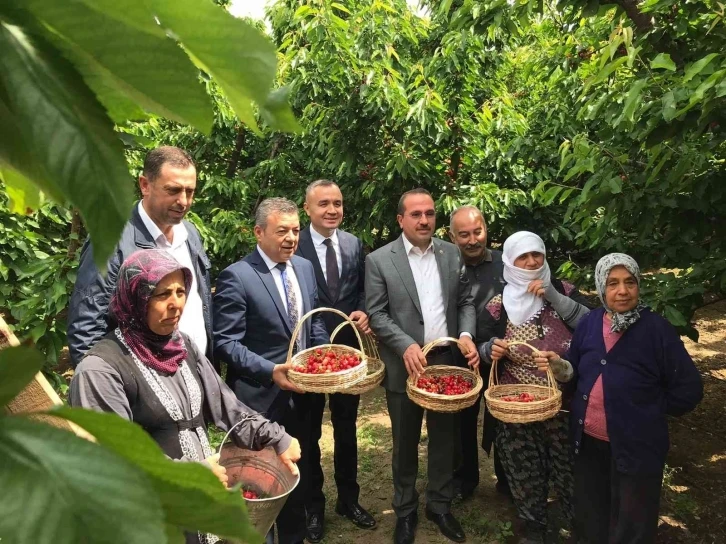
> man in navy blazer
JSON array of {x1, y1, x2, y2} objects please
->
[
  {"x1": 213, "y1": 197, "x2": 329, "y2": 544},
  {"x1": 296, "y1": 180, "x2": 376, "y2": 542}
]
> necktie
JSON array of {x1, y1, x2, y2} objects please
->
[
  {"x1": 276, "y1": 263, "x2": 302, "y2": 352},
  {"x1": 323, "y1": 238, "x2": 340, "y2": 300}
]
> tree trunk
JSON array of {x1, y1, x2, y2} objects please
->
[
  {"x1": 225, "y1": 127, "x2": 246, "y2": 179},
  {"x1": 253, "y1": 136, "x2": 284, "y2": 214},
  {"x1": 67, "y1": 207, "x2": 83, "y2": 260}
]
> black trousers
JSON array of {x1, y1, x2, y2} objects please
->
[
  {"x1": 386, "y1": 350, "x2": 458, "y2": 517},
  {"x1": 304, "y1": 392, "x2": 361, "y2": 514},
  {"x1": 575, "y1": 435, "x2": 662, "y2": 544},
  {"x1": 265, "y1": 392, "x2": 313, "y2": 544},
  {"x1": 453, "y1": 385, "x2": 509, "y2": 494}
]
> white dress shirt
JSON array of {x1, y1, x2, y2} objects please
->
[
  {"x1": 257, "y1": 245, "x2": 304, "y2": 321},
  {"x1": 138, "y1": 202, "x2": 207, "y2": 354},
  {"x1": 309, "y1": 226, "x2": 342, "y2": 282},
  {"x1": 402, "y1": 235, "x2": 449, "y2": 344}
]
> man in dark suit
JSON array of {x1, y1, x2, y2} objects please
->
[
  {"x1": 366, "y1": 188, "x2": 479, "y2": 544},
  {"x1": 448, "y1": 205, "x2": 510, "y2": 500},
  {"x1": 213, "y1": 197, "x2": 329, "y2": 544},
  {"x1": 296, "y1": 180, "x2": 376, "y2": 542}
]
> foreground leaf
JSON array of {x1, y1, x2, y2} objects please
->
[
  {"x1": 51, "y1": 406, "x2": 260, "y2": 543},
  {"x1": 0, "y1": 166, "x2": 43, "y2": 214},
  {"x1": 0, "y1": 345, "x2": 44, "y2": 406},
  {"x1": 0, "y1": 21, "x2": 134, "y2": 270},
  {"x1": 0, "y1": 415, "x2": 166, "y2": 544},
  {"x1": 25, "y1": 0, "x2": 214, "y2": 132}
]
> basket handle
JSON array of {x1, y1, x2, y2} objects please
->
[
  {"x1": 217, "y1": 413, "x2": 262, "y2": 455},
  {"x1": 422, "y1": 336, "x2": 479, "y2": 376},
  {"x1": 330, "y1": 321, "x2": 380, "y2": 360},
  {"x1": 286, "y1": 307, "x2": 366, "y2": 364},
  {"x1": 488, "y1": 341, "x2": 558, "y2": 392}
]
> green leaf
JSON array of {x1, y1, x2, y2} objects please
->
[
  {"x1": 50, "y1": 407, "x2": 260, "y2": 542},
  {"x1": 682, "y1": 53, "x2": 719, "y2": 83},
  {"x1": 0, "y1": 415, "x2": 166, "y2": 544},
  {"x1": 153, "y1": 0, "x2": 278, "y2": 134},
  {"x1": 664, "y1": 305, "x2": 688, "y2": 327},
  {"x1": 0, "y1": 22, "x2": 135, "y2": 271},
  {"x1": 25, "y1": 0, "x2": 214, "y2": 131},
  {"x1": 621, "y1": 79, "x2": 648, "y2": 123},
  {"x1": 650, "y1": 53, "x2": 676, "y2": 71},
  {"x1": 259, "y1": 86, "x2": 303, "y2": 132},
  {"x1": 0, "y1": 166, "x2": 43, "y2": 214},
  {"x1": 607, "y1": 176, "x2": 623, "y2": 194},
  {"x1": 662, "y1": 90, "x2": 678, "y2": 121},
  {"x1": 0, "y1": 345, "x2": 45, "y2": 407}
]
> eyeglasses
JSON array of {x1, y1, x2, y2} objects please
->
[{"x1": 406, "y1": 210, "x2": 436, "y2": 220}]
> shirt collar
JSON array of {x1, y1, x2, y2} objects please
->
[
  {"x1": 137, "y1": 201, "x2": 187, "y2": 249},
  {"x1": 402, "y1": 234, "x2": 434, "y2": 256},
  {"x1": 257, "y1": 245, "x2": 289, "y2": 272},
  {"x1": 309, "y1": 226, "x2": 338, "y2": 247},
  {"x1": 468, "y1": 248, "x2": 493, "y2": 267}
]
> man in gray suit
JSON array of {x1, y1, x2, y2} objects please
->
[{"x1": 365, "y1": 188, "x2": 479, "y2": 544}]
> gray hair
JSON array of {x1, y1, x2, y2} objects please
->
[
  {"x1": 305, "y1": 179, "x2": 339, "y2": 200},
  {"x1": 449, "y1": 205, "x2": 486, "y2": 233},
  {"x1": 255, "y1": 197, "x2": 299, "y2": 229}
]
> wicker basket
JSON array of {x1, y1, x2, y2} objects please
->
[
  {"x1": 327, "y1": 321, "x2": 386, "y2": 395},
  {"x1": 484, "y1": 341, "x2": 562, "y2": 424},
  {"x1": 405, "y1": 337, "x2": 483, "y2": 413},
  {"x1": 287, "y1": 307, "x2": 368, "y2": 393}
]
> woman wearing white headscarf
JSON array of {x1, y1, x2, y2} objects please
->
[
  {"x1": 479, "y1": 232, "x2": 592, "y2": 544},
  {"x1": 535, "y1": 253, "x2": 702, "y2": 544}
]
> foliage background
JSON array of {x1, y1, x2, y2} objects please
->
[{"x1": 1, "y1": 0, "x2": 724, "y2": 378}]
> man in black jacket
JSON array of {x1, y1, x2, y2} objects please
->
[
  {"x1": 448, "y1": 205, "x2": 510, "y2": 499},
  {"x1": 67, "y1": 146, "x2": 213, "y2": 367},
  {"x1": 295, "y1": 180, "x2": 376, "y2": 542}
]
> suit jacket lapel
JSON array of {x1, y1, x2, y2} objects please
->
[
  {"x1": 337, "y1": 230, "x2": 355, "y2": 302},
  {"x1": 250, "y1": 249, "x2": 292, "y2": 334},
  {"x1": 290, "y1": 257, "x2": 310, "y2": 350},
  {"x1": 391, "y1": 236, "x2": 422, "y2": 317},
  {"x1": 299, "y1": 227, "x2": 332, "y2": 302},
  {"x1": 433, "y1": 239, "x2": 450, "y2": 313}
]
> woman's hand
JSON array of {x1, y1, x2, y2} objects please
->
[
  {"x1": 527, "y1": 279, "x2": 546, "y2": 298},
  {"x1": 205, "y1": 453, "x2": 229, "y2": 488},
  {"x1": 279, "y1": 438, "x2": 301, "y2": 477},
  {"x1": 490, "y1": 339, "x2": 510, "y2": 362},
  {"x1": 533, "y1": 350, "x2": 560, "y2": 372}
]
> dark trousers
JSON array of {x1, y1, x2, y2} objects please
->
[
  {"x1": 304, "y1": 392, "x2": 361, "y2": 514},
  {"x1": 453, "y1": 391, "x2": 481, "y2": 493},
  {"x1": 575, "y1": 435, "x2": 662, "y2": 544},
  {"x1": 265, "y1": 392, "x2": 312, "y2": 544},
  {"x1": 386, "y1": 351, "x2": 457, "y2": 517}
]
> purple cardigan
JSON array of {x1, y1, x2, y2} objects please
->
[{"x1": 567, "y1": 307, "x2": 703, "y2": 475}]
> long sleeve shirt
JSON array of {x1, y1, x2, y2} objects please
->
[{"x1": 566, "y1": 307, "x2": 703, "y2": 475}]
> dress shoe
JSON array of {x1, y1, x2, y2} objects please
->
[
  {"x1": 393, "y1": 511, "x2": 418, "y2": 544},
  {"x1": 425, "y1": 509, "x2": 466, "y2": 543},
  {"x1": 305, "y1": 512, "x2": 324, "y2": 543},
  {"x1": 335, "y1": 500, "x2": 376, "y2": 529}
]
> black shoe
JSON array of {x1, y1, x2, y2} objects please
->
[
  {"x1": 306, "y1": 512, "x2": 324, "y2": 543},
  {"x1": 335, "y1": 500, "x2": 376, "y2": 529},
  {"x1": 393, "y1": 511, "x2": 418, "y2": 544},
  {"x1": 425, "y1": 509, "x2": 466, "y2": 543}
]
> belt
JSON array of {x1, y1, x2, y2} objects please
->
[{"x1": 425, "y1": 345, "x2": 451, "y2": 357}]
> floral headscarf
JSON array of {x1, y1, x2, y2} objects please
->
[
  {"x1": 110, "y1": 249, "x2": 192, "y2": 373},
  {"x1": 595, "y1": 253, "x2": 647, "y2": 333}
]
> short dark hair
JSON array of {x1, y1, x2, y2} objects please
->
[
  {"x1": 305, "y1": 179, "x2": 339, "y2": 200},
  {"x1": 142, "y1": 146, "x2": 195, "y2": 181},
  {"x1": 397, "y1": 188, "x2": 433, "y2": 215}
]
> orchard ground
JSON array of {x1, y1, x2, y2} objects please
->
[{"x1": 311, "y1": 301, "x2": 726, "y2": 544}]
